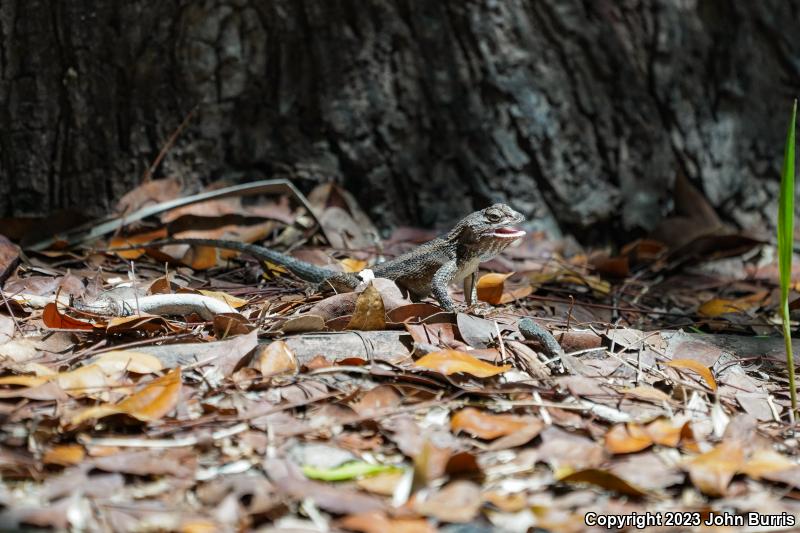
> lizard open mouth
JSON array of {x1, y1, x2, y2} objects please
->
[{"x1": 491, "y1": 226, "x2": 526, "y2": 239}]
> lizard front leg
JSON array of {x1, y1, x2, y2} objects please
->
[{"x1": 431, "y1": 259, "x2": 459, "y2": 311}]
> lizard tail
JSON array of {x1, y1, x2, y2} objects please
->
[{"x1": 126, "y1": 238, "x2": 337, "y2": 285}]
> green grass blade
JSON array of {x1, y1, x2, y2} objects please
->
[{"x1": 778, "y1": 99, "x2": 797, "y2": 416}]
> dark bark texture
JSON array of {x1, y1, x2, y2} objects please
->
[{"x1": 1, "y1": 1, "x2": 799, "y2": 240}]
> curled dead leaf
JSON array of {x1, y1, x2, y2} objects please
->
[
  {"x1": 43, "y1": 444, "x2": 85, "y2": 466},
  {"x1": 257, "y1": 340, "x2": 298, "y2": 378},
  {"x1": 604, "y1": 423, "x2": 652, "y2": 454},
  {"x1": 450, "y1": 407, "x2": 531, "y2": 440},
  {"x1": 43, "y1": 303, "x2": 95, "y2": 331},
  {"x1": 68, "y1": 367, "x2": 182, "y2": 426},
  {"x1": 92, "y1": 350, "x2": 163, "y2": 374},
  {"x1": 108, "y1": 228, "x2": 168, "y2": 260},
  {"x1": 415, "y1": 480, "x2": 482, "y2": 523},
  {"x1": 198, "y1": 289, "x2": 249, "y2": 309},
  {"x1": 605, "y1": 419, "x2": 696, "y2": 454},
  {"x1": 338, "y1": 512, "x2": 436, "y2": 533},
  {"x1": 414, "y1": 350, "x2": 510, "y2": 378},
  {"x1": 476, "y1": 273, "x2": 514, "y2": 305},
  {"x1": 685, "y1": 441, "x2": 744, "y2": 496},
  {"x1": 558, "y1": 468, "x2": 648, "y2": 497},
  {"x1": 666, "y1": 358, "x2": 717, "y2": 391},
  {"x1": 346, "y1": 283, "x2": 386, "y2": 331},
  {"x1": 340, "y1": 258, "x2": 368, "y2": 273},
  {"x1": 698, "y1": 290, "x2": 768, "y2": 317},
  {"x1": 740, "y1": 448, "x2": 798, "y2": 480}
]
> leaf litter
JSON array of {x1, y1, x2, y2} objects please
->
[{"x1": 0, "y1": 183, "x2": 799, "y2": 531}]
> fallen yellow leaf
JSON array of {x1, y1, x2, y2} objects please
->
[
  {"x1": 666, "y1": 358, "x2": 717, "y2": 391},
  {"x1": 476, "y1": 273, "x2": 514, "y2": 305},
  {"x1": 604, "y1": 423, "x2": 652, "y2": 454},
  {"x1": 698, "y1": 290, "x2": 769, "y2": 317},
  {"x1": 43, "y1": 444, "x2": 85, "y2": 466},
  {"x1": 92, "y1": 350, "x2": 163, "y2": 374},
  {"x1": 198, "y1": 290, "x2": 249, "y2": 309},
  {"x1": 68, "y1": 367, "x2": 181, "y2": 426},
  {"x1": 340, "y1": 258, "x2": 368, "y2": 273},
  {"x1": 415, "y1": 350, "x2": 510, "y2": 378},
  {"x1": 685, "y1": 441, "x2": 744, "y2": 496},
  {"x1": 451, "y1": 407, "x2": 532, "y2": 439}
]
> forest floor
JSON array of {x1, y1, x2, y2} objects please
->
[{"x1": 0, "y1": 179, "x2": 799, "y2": 532}]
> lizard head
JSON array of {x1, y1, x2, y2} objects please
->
[{"x1": 452, "y1": 203, "x2": 526, "y2": 257}]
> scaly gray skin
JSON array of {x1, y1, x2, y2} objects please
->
[{"x1": 118, "y1": 204, "x2": 526, "y2": 311}]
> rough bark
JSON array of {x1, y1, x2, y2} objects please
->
[{"x1": 1, "y1": 0, "x2": 798, "y2": 242}]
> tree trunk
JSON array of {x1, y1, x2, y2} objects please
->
[{"x1": 1, "y1": 0, "x2": 798, "y2": 241}]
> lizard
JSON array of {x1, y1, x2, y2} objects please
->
[{"x1": 110, "y1": 203, "x2": 526, "y2": 312}]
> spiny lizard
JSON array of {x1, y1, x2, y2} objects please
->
[{"x1": 115, "y1": 203, "x2": 526, "y2": 311}]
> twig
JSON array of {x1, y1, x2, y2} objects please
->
[{"x1": 0, "y1": 286, "x2": 22, "y2": 335}]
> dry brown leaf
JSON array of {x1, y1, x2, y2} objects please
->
[
  {"x1": 356, "y1": 470, "x2": 405, "y2": 496},
  {"x1": 212, "y1": 313, "x2": 252, "y2": 338},
  {"x1": 666, "y1": 358, "x2": 717, "y2": 391},
  {"x1": 414, "y1": 350, "x2": 510, "y2": 378},
  {"x1": 483, "y1": 491, "x2": 527, "y2": 513},
  {"x1": 698, "y1": 290, "x2": 769, "y2": 317},
  {"x1": 606, "y1": 419, "x2": 695, "y2": 455},
  {"x1": 108, "y1": 228, "x2": 169, "y2": 259},
  {"x1": 56, "y1": 364, "x2": 115, "y2": 398},
  {"x1": 528, "y1": 269, "x2": 611, "y2": 295},
  {"x1": 605, "y1": 423, "x2": 653, "y2": 454},
  {"x1": 0, "y1": 374, "x2": 50, "y2": 388},
  {"x1": 180, "y1": 520, "x2": 220, "y2": 533},
  {"x1": 340, "y1": 258, "x2": 368, "y2": 273},
  {"x1": 43, "y1": 303, "x2": 95, "y2": 331},
  {"x1": 590, "y1": 253, "x2": 630, "y2": 278},
  {"x1": 0, "y1": 352, "x2": 162, "y2": 400},
  {"x1": 68, "y1": 367, "x2": 182, "y2": 426},
  {"x1": 277, "y1": 314, "x2": 327, "y2": 334},
  {"x1": 352, "y1": 385, "x2": 401, "y2": 416},
  {"x1": 346, "y1": 283, "x2": 386, "y2": 331},
  {"x1": 685, "y1": 441, "x2": 744, "y2": 496},
  {"x1": 92, "y1": 350, "x2": 163, "y2": 374},
  {"x1": 0, "y1": 234, "x2": 20, "y2": 281},
  {"x1": 257, "y1": 340, "x2": 298, "y2": 378},
  {"x1": 105, "y1": 314, "x2": 184, "y2": 334},
  {"x1": 338, "y1": 511, "x2": 436, "y2": 533},
  {"x1": 450, "y1": 407, "x2": 531, "y2": 440},
  {"x1": 198, "y1": 289, "x2": 248, "y2": 308},
  {"x1": 476, "y1": 272, "x2": 514, "y2": 304},
  {"x1": 0, "y1": 362, "x2": 120, "y2": 399},
  {"x1": 740, "y1": 448, "x2": 798, "y2": 479},
  {"x1": 416, "y1": 480, "x2": 482, "y2": 523},
  {"x1": 115, "y1": 177, "x2": 183, "y2": 214},
  {"x1": 386, "y1": 303, "x2": 442, "y2": 323},
  {"x1": 558, "y1": 468, "x2": 648, "y2": 497},
  {"x1": 646, "y1": 419, "x2": 690, "y2": 448},
  {"x1": 42, "y1": 444, "x2": 85, "y2": 466},
  {"x1": 182, "y1": 244, "x2": 219, "y2": 270},
  {"x1": 619, "y1": 385, "x2": 672, "y2": 404}
]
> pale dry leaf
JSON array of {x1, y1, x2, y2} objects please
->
[
  {"x1": 257, "y1": 340, "x2": 298, "y2": 378},
  {"x1": 346, "y1": 282, "x2": 386, "y2": 331}
]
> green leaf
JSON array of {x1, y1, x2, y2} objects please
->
[
  {"x1": 778, "y1": 98, "x2": 798, "y2": 416},
  {"x1": 302, "y1": 461, "x2": 399, "y2": 481},
  {"x1": 779, "y1": 100, "x2": 797, "y2": 305}
]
